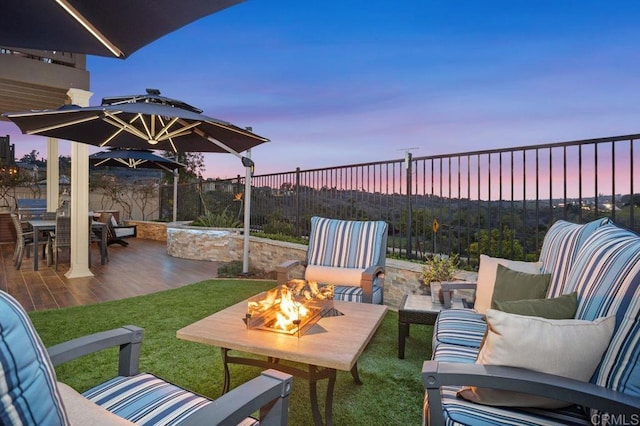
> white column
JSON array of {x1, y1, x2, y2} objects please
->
[
  {"x1": 46, "y1": 137, "x2": 59, "y2": 212},
  {"x1": 65, "y1": 88, "x2": 93, "y2": 278}
]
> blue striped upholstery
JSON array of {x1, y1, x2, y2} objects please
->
[
  {"x1": 83, "y1": 373, "x2": 258, "y2": 425},
  {"x1": 426, "y1": 218, "x2": 640, "y2": 425},
  {"x1": 425, "y1": 386, "x2": 590, "y2": 426},
  {"x1": 0, "y1": 290, "x2": 70, "y2": 425},
  {"x1": 560, "y1": 224, "x2": 640, "y2": 414},
  {"x1": 306, "y1": 216, "x2": 388, "y2": 304},
  {"x1": 334, "y1": 281, "x2": 383, "y2": 304},
  {"x1": 307, "y1": 216, "x2": 387, "y2": 268},
  {"x1": 538, "y1": 218, "x2": 611, "y2": 298},
  {"x1": 432, "y1": 309, "x2": 486, "y2": 350}
]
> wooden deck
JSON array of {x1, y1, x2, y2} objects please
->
[{"x1": 0, "y1": 238, "x2": 221, "y2": 312}]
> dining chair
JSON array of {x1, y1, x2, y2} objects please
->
[
  {"x1": 10, "y1": 213, "x2": 47, "y2": 270},
  {"x1": 47, "y1": 215, "x2": 71, "y2": 271}
]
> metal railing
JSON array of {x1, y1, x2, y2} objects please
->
[{"x1": 160, "y1": 133, "x2": 640, "y2": 266}]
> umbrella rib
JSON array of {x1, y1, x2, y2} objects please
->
[
  {"x1": 204, "y1": 120, "x2": 269, "y2": 142},
  {"x1": 55, "y1": 0, "x2": 124, "y2": 57},
  {"x1": 103, "y1": 112, "x2": 149, "y2": 140},
  {"x1": 26, "y1": 114, "x2": 101, "y2": 135}
]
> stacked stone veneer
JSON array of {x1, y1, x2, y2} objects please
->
[{"x1": 133, "y1": 221, "x2": 476, "y2": 309}]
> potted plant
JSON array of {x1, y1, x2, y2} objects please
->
[{"x1": 422, "y1": 254, "x2": 459, "y2": 304}]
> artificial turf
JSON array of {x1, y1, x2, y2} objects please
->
[{"x1": 30, "y1": 279, "x2": 432, "y2": 425}]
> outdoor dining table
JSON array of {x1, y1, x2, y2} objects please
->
[{"x1": 28, "y1": 219, "x2": 108, "y2": 271}]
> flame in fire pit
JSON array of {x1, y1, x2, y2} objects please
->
[{"x1": 246, "y1": 281, "x2": 334, "y2": 335}]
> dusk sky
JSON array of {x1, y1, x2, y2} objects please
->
[{"x1": 2, "y1": 1, "x2": 640, "y2": 179}]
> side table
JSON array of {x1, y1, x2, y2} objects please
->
[{"x1": 397, "y1": 294, "x2": 464, "y2": 359}]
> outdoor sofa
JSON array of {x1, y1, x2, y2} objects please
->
[{"x1": 423, "y1": 218, "x2": 640, "y2": 424}]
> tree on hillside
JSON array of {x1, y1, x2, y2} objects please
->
[{"x1": 161, "y1": 151, "x2": 205, "y2": 183}]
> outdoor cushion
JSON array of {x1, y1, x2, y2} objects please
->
[
  {"x1": 432, "y1": 308, "x2": 487, "y2": 350},
  {"x1": 306, "y1": 216, "x2": 387, "y2": 269},
  {"x1": 473, "y1": 254, "x2": 542, "y2": 315},
  {"x1": 82, "y1": 373, "x2": 257, "y2": 425},
  {"x1": 493, "y1": 292, "x2": 578, "y2": 319},
  {"x1": 58, "y1": 382, "x2": 134, "y2": 425},
  {"x1": 305, "y1": 265, "x2": 365, "y2": 286},
  {"x1": 0, "y1": 291, "x2": 70, "y2": 426},
  {"x1": 560, "y1": 223, "x2": 640, "y2": 420},
  {"x1": 490, "y1": 264, "x2": 551, "y2": 309},
  {"x1": 334, "y1": 282, "x2": 383, "y2": 304},
  {"x1": 538, "y1": 217, "x2": 611, "y2": 298},
  {"x1": 458, "y1": 309, "x2": 615, "y2": 409}
]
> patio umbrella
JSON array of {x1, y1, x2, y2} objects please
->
[
  {"x1": 4, "y1": 90, "x2": 267, "y2": 273},
  {"x1": 90, "y1": 148, "x2": 185, "y2": 222},
  {"x1": 4, "y1": 90, "x2": 269, "y2": 155},
  {"x1": 0, "y1": 0, "x2": 244, "y2": 58}
]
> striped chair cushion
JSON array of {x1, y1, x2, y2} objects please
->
[
  {"x1": 561, "y1": 224, "x2": 640, "y2": 407},
  {"x1": 425, "y1": 386, "x2": 590, "y2": 426},
  {"x1": 538, "y1": 218, "x2": 611, "y2": 298},
  {"x1": 306, "y1": 216, "x2": 387, "y2": 269},
  {"x1": 432, "y1": 309, "x2": 486, "y2": 350},
  {"x1": 83, "y1": 373, "x2": 258, "y2": 425},
  {"x1": 0, "y1": 291, "x2": 70, "y2": 425},
  {"x1": 429, "y1": 343, "x2": 590, "y2": 425},
  {"x1": 334, "y1": 281, "x2": 383, "y2": 304}
]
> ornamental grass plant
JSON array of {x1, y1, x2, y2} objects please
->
[{"x1": 29, "y1": 279, "x2": 430, "y2": 425}]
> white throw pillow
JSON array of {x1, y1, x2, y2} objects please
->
[
  {"x1": 474, "y1": 254, "x2": 543, "y2": 315},
  {"x1": 305, "y1": 265, "x2": 365, "y2": 286},
  {"x1": 458, "y1": 309, "x2": 615, "y2": 408}
]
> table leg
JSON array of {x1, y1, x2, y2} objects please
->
[
  {"x1": 220, "y1": 348, "x2": 338, "y2": 425},
  {"x1": 33, "y1": 226, "x2": 39, "y2": 271},
  {"x1": 398, "y1": 321, "x2": 409, "y2": 359},
  {"x1": 309, "y1": 365, "x2": 336, "y2": 426},
  {"x1": 350, "y1": 362, "x2": 363, "y2": 384}
]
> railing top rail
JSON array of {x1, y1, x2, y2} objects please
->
[{"x1": 249, "y1": 133, "x2": 640, "y2": 180}]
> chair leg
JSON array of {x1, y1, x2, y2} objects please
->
[{"x1": 15, "y1": 245, "x2": 23, "y2": 270}]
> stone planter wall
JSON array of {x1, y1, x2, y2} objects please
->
[
  {"x1": 130, "y1": 221, "x2": 477, "y2": 310},
  {"x1": 126, "y1": 220, "x2": 167, "y2": 241}
]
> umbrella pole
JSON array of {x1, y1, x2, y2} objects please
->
[
  {"x1": 173, "y1": 169, "x2": 178, "y2": 222},
  {"x1": 242, "y1": 150, "x2": 252, "y2": 275}
]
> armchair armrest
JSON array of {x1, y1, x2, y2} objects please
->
[
  {"x1": 181, "y1": 369, "x2": 293, "y2": 426},
  {"x1": 276, "y1": 259, "x2": 305, "y2": 285},
  {"x1": 441, "y1": 282, "x2": 477, "y2": 309},
  {"x1": 423, "y1": 360, "x2": 640, "y2": 426},
  {"x1": 47, "y1": 325, "x2": 143, "y2": 376},
  {"x1": 360, "y1": 265, "x2": 385, "y2": 303},
  {"x1": 113, "y1": 224, "x2": 137, "y2": 238}
]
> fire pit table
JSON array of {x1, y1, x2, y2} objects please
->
[{"x1": 177, "y1": 289, "x2": 387, "y2": 426}]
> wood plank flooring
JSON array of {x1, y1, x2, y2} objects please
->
[{"x1": 0, "y1": 238, "x2": 221, "y2": 312}]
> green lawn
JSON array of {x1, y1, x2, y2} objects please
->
[{"x1": 30, "y1": 279, "x2": 432, "y2": 425}]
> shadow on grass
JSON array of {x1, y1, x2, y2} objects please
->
[{"x1": 30, "y1": 279, "x2": 432, "y2": 425}]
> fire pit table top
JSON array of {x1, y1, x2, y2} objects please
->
[{"x1": 177, "y1": 299, "x2": 388, "y2": 371}]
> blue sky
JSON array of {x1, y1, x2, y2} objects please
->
[{"x1": 3, "y1": 1, "x2": 640, "y2": 179}]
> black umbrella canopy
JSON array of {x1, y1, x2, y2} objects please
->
[
  {"x1": 89, "y1": 149, "x2": 185, "y2": 172},
  {"x1": 3, "y1": 90, "x2": 269, "y2": 155},
  {"x1": 0, "y1": 0, "x2": 244, "y2": 58}
]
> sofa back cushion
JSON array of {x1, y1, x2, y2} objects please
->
[
  {"x1": 306, "y1": 216, "x2": 388, "y2": 269},
  {"x1": 562, "y1": 223, "x2": 640, "y2": 404},
  {"x1": 538, "y1": 218, "x2": 611, "y2": 298},
  {"x1": 0, "y1": 290, "x2": 69, "y2": 425}
]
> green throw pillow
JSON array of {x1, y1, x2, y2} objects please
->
[
  {"x1": 493, "y1": 292, "x2": 578, "y2": 319},
  {"x1": 490, "y1": 264, "x2": 551, "y2": 309}
]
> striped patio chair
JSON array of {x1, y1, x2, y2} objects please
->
[
  {"x1": 277, "y1": 216, "x2": 388, "y2": 304},
  {"x1": 0, "y1": 289, "x2": 293, "y2": 425}
]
